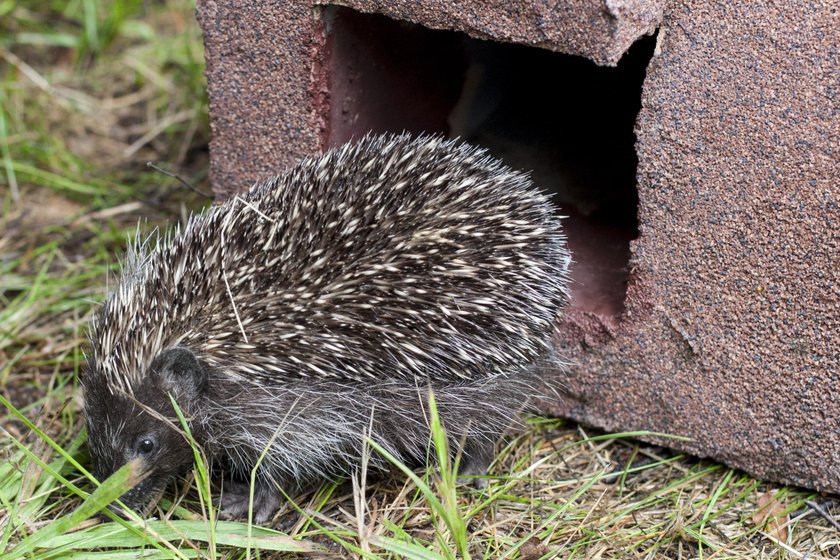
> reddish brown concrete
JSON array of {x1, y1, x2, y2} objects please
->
[
  {"x1": 551, "y1": 0, "x2": 838, "y2": 492},
  {"x1": 197, "y1": 0, "x2": 839, "y2": 492},
  {"x1": 197, "y1": 0, "x2": 665, "y2": 195},
  {"x1": 196, "y1": 0, "x2": 328, "y2": 194},
  {"x1": 328, "y1": 0, "x2": 664, "y2": 66}
]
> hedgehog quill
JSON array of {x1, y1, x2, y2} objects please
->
[{"x1": 83, "y1": 134, "x2": 571, "y2": 523}]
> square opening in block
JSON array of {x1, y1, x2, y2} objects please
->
[{"x1": 324, "y1": 6, "x2": 654, "y2": 323}]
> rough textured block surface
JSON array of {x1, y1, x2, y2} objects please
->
[
  {"x1": 197, "y1": 0, "x2": 839, "y2": 492},
  {"x1": 553, "y1": 0, "x2": 838, "y2": 491},
  {"x1": 197, "y1": 0, "x2": 664, "y2": 195},
  {"x1": 329, "y1": 0, "x2": 664, "y2": 66}
]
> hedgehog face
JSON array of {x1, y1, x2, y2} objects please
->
[{"x1": 84, "y1": 347, "x2": 208, "y2": 516}]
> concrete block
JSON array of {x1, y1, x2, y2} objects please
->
[{"x1": 196, "y1": 0, "x2": 839, "y2": 492}]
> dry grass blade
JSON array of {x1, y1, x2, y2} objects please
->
[{"x1": 753, "y1": 490, "x2": 790, "y2": 543}]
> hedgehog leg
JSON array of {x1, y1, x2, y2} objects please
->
[
  {"x1": 218, "y1": 478, "x2": 282, "y2": 524},
  {"x1": 455, "y1": 437, "x2": 496, "y2": 489},
  {"x1": 217, "y1": 479, "x2": 249, "y2": 520}
]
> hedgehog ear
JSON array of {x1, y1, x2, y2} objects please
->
[{"x1": 153, "y1": 347, "x2": 207, "y2": 405}]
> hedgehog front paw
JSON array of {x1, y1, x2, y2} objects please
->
[{"x1": 218, "y1": 478, "x2": 282, "y2": 524}]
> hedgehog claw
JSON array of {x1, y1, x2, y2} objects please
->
[{"x1": 218, "y1": 479, "x2": 281, "y2": 524}]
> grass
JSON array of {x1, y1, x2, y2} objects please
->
[{"x1": 1, "y1": 0, "x2": 839, "y2": 558}]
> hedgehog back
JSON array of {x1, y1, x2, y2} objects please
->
[{"x1": 90, "y1": 135, "x2": 571, "y2": 394}]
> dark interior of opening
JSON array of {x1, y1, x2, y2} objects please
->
[{"x1": 324, "y1": 6, "x2": 655, "y2": 321}]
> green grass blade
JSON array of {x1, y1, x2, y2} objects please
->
[
  {"x1": 372, "y1": 535, "x2": 449, "y2": 560},
  {"x1": 10, "y1": 162, "x2": 104, "y2": 196},
  {"x1": 9, "y1": 32, "x2": 80, "y2": 48},
  {"x1": 0, "y1": 392, "x2": 94, "y2": 482},
  {"x1": 30, "y1": 520, "x2": 312, "y2": 553},
  {"x1": 427, "y1": 390, "x2": 469, "y2": 559},
  {"x1": 167, "y1": 394, "x2": 216, "y2": 556},
  {"x1": 4, "y1": 459, "x2": 144, "y2": 559},
  {"x1": 364, "y1": 439, "x2": 447, "y2": 528},
  {"x1": 34, "y1": 552, "x2": 200, "y2": 560}
]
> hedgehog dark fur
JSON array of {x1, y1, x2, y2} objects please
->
[{"x1": 83, "y1": 134, "x2": 571, "y2": 523}]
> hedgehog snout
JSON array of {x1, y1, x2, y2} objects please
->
[
  {"x1": 91, "y1": 421, "x2": 194, "y2": 517},
  {"x1": 89, "y1": 406, "x2": 192, "y2": 515},
  {"x1": 107, "y1": 468, "x2": 169, "y2": 519},
  {"x1": 85, "y1": 347, "x2": 209, "y2": 517}
]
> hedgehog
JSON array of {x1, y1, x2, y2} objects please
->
[{"x1": 82, "y1": 133, "x2": 571, "y2": 523}]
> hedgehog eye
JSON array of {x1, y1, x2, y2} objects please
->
[{"x1": 135, "y1": 436, "x2": 156, "y2": 455}]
